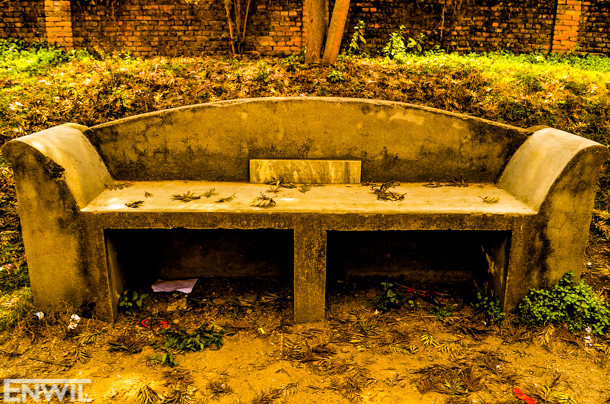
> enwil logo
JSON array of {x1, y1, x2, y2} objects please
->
[{"x1": 3, "y1": 379, "x2": 92, "y2": 402}]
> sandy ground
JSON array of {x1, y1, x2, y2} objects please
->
[{"x1": 1, "y1": 261, "x2": 609, "y2": 404}]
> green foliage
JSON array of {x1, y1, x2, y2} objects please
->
[
  {"x1": 430, "y1": 305, "x2": 452, "y2": 320},
  {"x1": 516, "y1": 272, "x2": 610, "y2": 335},
  {"x1": 326, "y1": 69, "x2": 345, "y2": 83},
  {"x1": 407, "y1": 299, "x2": 420, "y2": 310},
  {"x1": 371, "y1": 282, "x2": 404, "y2": 312},
  {"x1": 118, "y1": 290, "x2": 149, "y2": 316},
  {"x1": 254, "y1": 61, "x2": 270, "y2": 82},
  {"x1": 0, "y1": 264, "x2": 29, "y2": 293},
  {"x1": 0, "y1": 38, "x2": 89, "y2": 78},
  {"x1": 0, "y1": 287, "x2": 32, "y2": 332},
  {"x1": 474, "y1": 292, "x2": 504, "y2": 323},
  {"x1": 347, "y1": 21, "x2": 366, "y2": 55},
  {"x1": 162, "y1": 324, "x2": 226, "y2": 352},
  {"x1": 383, "y1": 26, "x2": 425, "y2": 61}
]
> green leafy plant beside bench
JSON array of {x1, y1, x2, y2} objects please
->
[{"x1": 516, "y1": 271, "x2": 610, "y2": 335}]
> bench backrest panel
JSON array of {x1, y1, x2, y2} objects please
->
[{"x1": 86, "y1": 97, "x2": 529, "y2": 183}]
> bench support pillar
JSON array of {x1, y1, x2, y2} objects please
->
[{"x1": 293, "y1": 220, "x2": 327, "y2": 324}]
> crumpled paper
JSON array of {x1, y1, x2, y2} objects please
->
[
  {"x1": 151, "y1": 278, "x2": 198, "y2": 294},
  {"x1": 68, "y1": 314, "x2": 81, "y2": 330}
]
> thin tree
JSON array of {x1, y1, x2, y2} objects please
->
[{"x1": 305, "y1": 0, "x2": 351, "y2": 64}]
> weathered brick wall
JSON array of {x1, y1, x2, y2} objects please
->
[
  {"x1": 1, "y1": 0, "x2": 609, "y2": 56},
  {"x1": 45, "y1": 0, "x2": 74, "y2": 48},
  {"x1": 70, "y1": 0, "x2": 303, "y2": 56},
  {"x1": 579, "y1": 1, "x2": 610, "y2": 55},
  {"x1": 343, "y1": 0, "x2": 557, "y2": 55},
  {"x1": 0, "y1": 0, "x2": 46, "y2": 42}
]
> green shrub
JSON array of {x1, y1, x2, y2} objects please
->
[
  {"x1": 347, "y1": 21, "x2": 366, "y2": 56},
  {"x1": 254, "y1": 61, "x2": 270, "y2": 82},
  {"x1": 0, "y1": 38, "x2": 89, "y2": 78},
  {"x1": 118, "y1": 290, "x2": 149, "y2": 316},
  {"x1": 371, "y1": 282, "x2": 404, "y2": 312},
  {"x1": 516, "y1": 272, "x2": 610, "y2": 335},
  {"x1": 383, "y1": 26, "x2": 425, "y2": 61},
  {"x1": 430, "y1": 305, "x2": 452, "y2": 320},
  {"x1": 326, "y1": 69, "x2": 345, "y2": 83},
  {"x1": 474, "y1": 292, "x2": 504, "y2": 323}
]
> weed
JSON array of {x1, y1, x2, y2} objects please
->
[
  {"x1": 371, "y1": 282, "x2": 404, "y2": 312},
  {"x1": 515, "y1": 71, "x2": 545, "y2": 92},
  {"x1": 407, "y1": 299, "x2": 420, "y2": 310},
  {"x1": 326, "y1": 70, "x2": 345, "y2": 83},
  {"x1": 516, "y1": 271, "x2": 610, "y2": 335},
  {"x1": 383, "y1": 26, "x2": 425, "y2": 61},
  {"x1": 118, "y1": 290, "x2": 149, "y2": 316},
  {"x1": 0, "y1": 287, "x2": 32, "y2": 331},
  {"x1": 474, "y1": 292, "x2": 504, "y2": 323},
  {"x1": 347, "y1": 21, "x2": 366, "y2": 56},
  {"x1": 0, "y1": 264, "x2": 29, "y2": 293},
  {"x1": 430, "y1": 305, "x2": 452, "y2": 320},
  {"x1": 255, "y1": 61, "x2": 270, "y2": 82},
  {"x1": 162, "y1": 323, "x2": 226, "y2": 352}
]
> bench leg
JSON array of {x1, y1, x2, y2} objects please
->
[{"x1": 293, "y1": 221, "x2": 327, "y2": 324}]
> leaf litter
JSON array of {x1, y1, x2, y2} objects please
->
[{"x1": 1, "y1": 52, "x2": 610, "y2": 404}]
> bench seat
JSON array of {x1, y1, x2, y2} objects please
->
[
  {"x1": 79, "y1": 180, "x2": 536, "y2": 324},
  {"x1": 83, "y1": 181, "x2": 535, "y2": 217}
]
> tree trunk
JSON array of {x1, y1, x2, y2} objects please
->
[
  {"x1": 304, "y1": 0, "x2": 326, "y2": 63},
  {"x1": 224, "y1": 0, "x2": 237, "y2": 55},
  {"x1": 322, "y1": 0, "x2": 350, "y2": 64}
]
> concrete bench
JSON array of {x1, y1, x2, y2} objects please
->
[{"x1": 3, "y1": 97, "x2": 607, "y2": 324}]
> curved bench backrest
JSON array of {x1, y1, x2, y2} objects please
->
[{"x1": 86, "y1": 97, "x2": 529, "y2": 183}]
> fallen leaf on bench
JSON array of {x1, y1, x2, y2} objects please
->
[
  {"x1": 448, "y1": 176, "x2": 469, "y2": 187},
  {"x1": 125, "y1": 200, "x2": 144, "y2": 208},
  {"x1": 424, "y1": 181, "x2": 442, "y2": 188},
  {"x1": 267, "y1": 184, "x2": 282, "y2": 193},
  {"x1": 171, "y1": 191, "x2": 201, "y2": 202},
  {"x1": 202, "y1": 188, "x2": 218, "y2": 198},
  {"x1": 252, "y1": 192, "x2": 276, "y2": 208},
  {"x1": 106, "y1": 181, "x2": 133, "y2": 190},
  {"x1": 298, "y1": 184, "x2": 321, "y2": 193},
  {"x1": 268, "y1": 176, "x2": 296, "y2": 189},
  {"x1": 371, "y1": 182, "x2": 405, "y2": 201},
  {"x1": 216, "y1": 193, "x2": 236, "y2": 203},
  {"x1": 144, "y1": 192, "x2": 153, "y2": 198},
  {"x1": 481, "y1": 196, "x2": 500, "y2": 203}
]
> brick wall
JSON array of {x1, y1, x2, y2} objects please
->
[
  {"x1": 343, "y1": 0, "x2": 557, "y2": 55},
  {"x1": 70, "y1": 0, "x2": 303, "y2": 56},
  {"x1": 579, "y1": 1, "x2": 610, "y2": 55},
  {"x1": 45, "y1": 0, "x2": 74, "y2": 48},
  {"x1": 0, "y1": 0, "x2": 46, "y2": 42},
  {"x1": 1, "y1": 0, "x2": 609, "y2": 57}
]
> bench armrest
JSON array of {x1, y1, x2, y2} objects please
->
[
  {"x1": 499, "y1": 127, "x2": 608, "y2": 211},
  {"x1": 498, "y1": 127, "x2": 608, "y2": 305},
  {"x1": 2, "y1": 124, "x2": 112, "y2": 209}
]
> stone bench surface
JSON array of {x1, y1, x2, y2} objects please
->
[{"x1": 83, "y1": 181, "x2": 535, "y2": 217}]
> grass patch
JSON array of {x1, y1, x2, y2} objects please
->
[{"x1": 0, "y1": 287, "x2": 32, "y2": 332}]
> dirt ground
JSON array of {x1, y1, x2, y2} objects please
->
[{"x1": 0, "y1": 244, "x2": 609, "y2": 404}]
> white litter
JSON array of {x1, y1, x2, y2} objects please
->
[
  {"x1": 151, "y1": 278, "x2": 198, "y2": 294},
  {"x1": 34, "y1": 311, "x2": 44, "y2": 320},
  {"x1": 68, "y1": 314, "x2": 81, "y2": 330}
]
